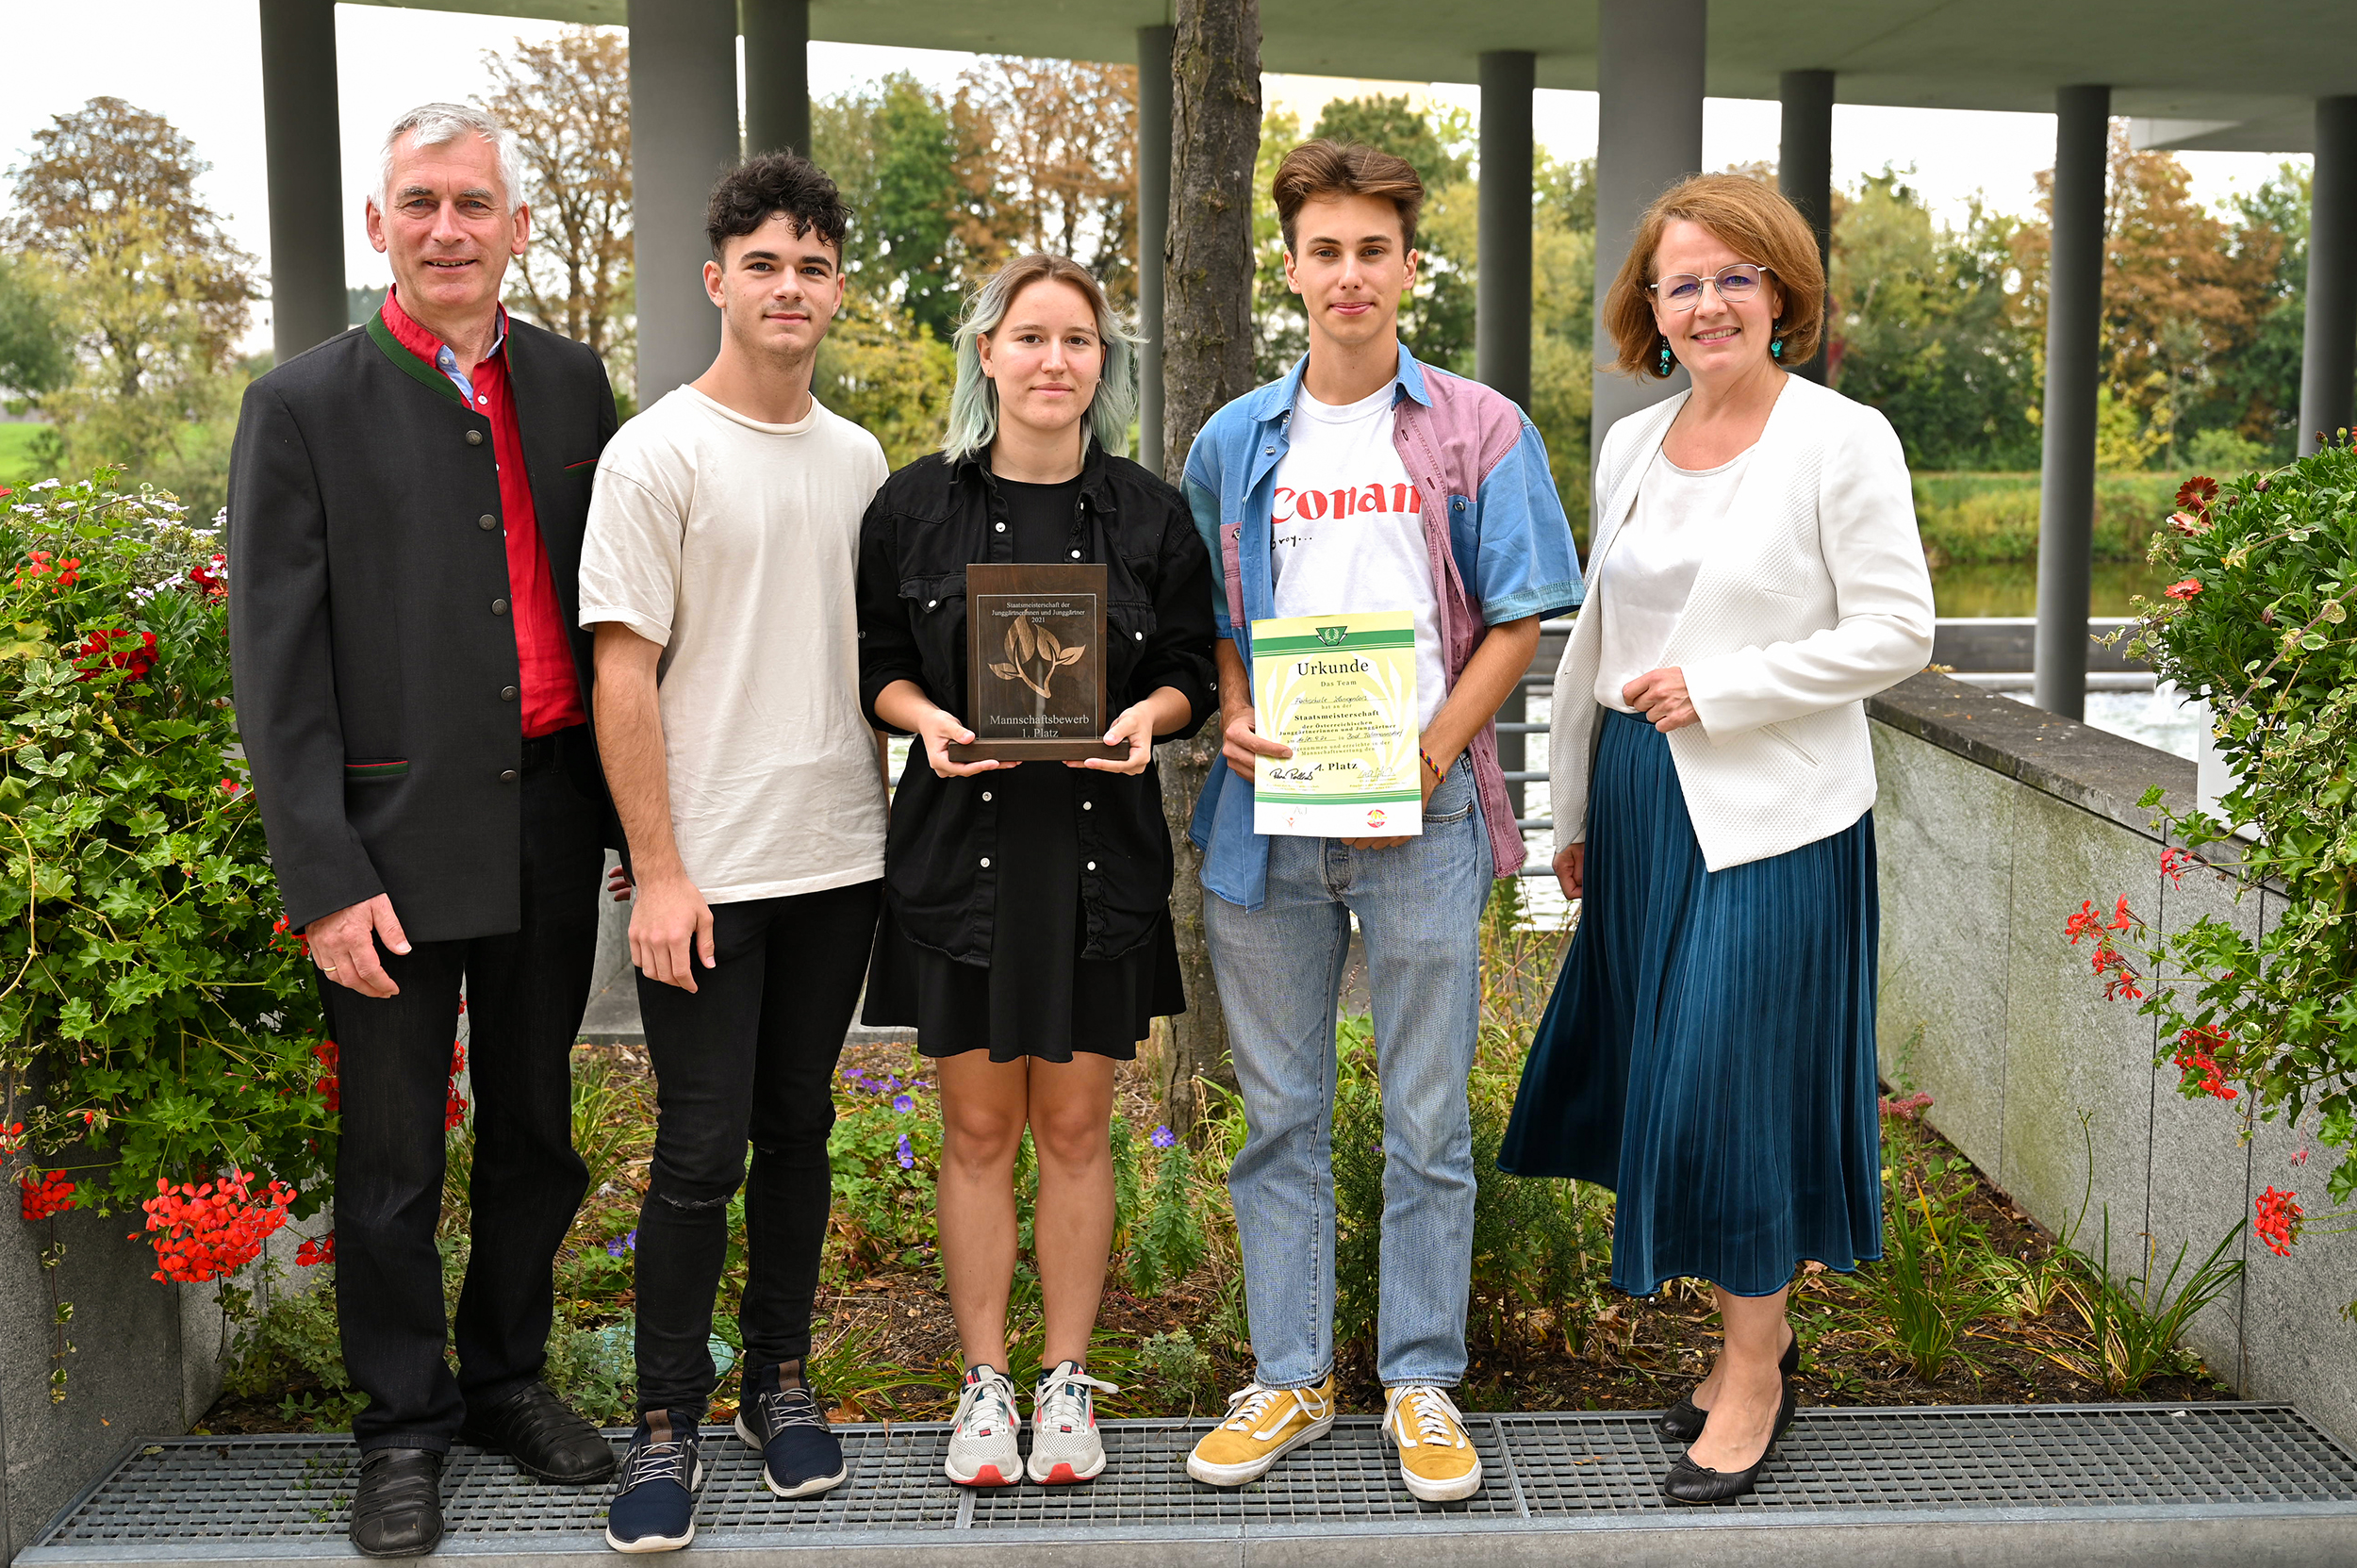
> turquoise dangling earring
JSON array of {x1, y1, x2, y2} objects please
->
[
  {"x1": 1656, "y1": 336, "x2": 1674, "y2": 377},
  {"x1": 1771, "y1": 337, "x2": 1785, "y2": 361}
]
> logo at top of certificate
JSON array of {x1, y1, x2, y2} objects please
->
[{"x1": 1315, "y1": 624, "x2": 1348, "y2": 646}]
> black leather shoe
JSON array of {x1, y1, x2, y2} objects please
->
[
  {"x1": 1659, "y1": 1329, "x2": 1798, "y2": 1444},
  {"x1": 350, "y1": 1447, "x2": 444, "y2": 1558},
  {"x1": 1661, "y1": 1339, "x2": 1799, "y2": 1504},
  {"x1": 461, "y1": 1380, "x2": 617, "y2": 1485}
]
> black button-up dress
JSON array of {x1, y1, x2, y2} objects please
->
[{"x1": 856, "y1": 450, "x2": 1216, "y2": 1062}]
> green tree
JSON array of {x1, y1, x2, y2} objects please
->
[
  {"x1": 814, "y1": 73, "x2": 1000, "y2": 341},
  {"x1": 1828, "y1": 172, "x2": 2038, "y2": 470},
  {"x1": 478, "y1": 26, "x2": 635, "y2": 398},
  {"x1": 6, "y1": 98, "x2": 256, "y2": 516},
  {"x1": 814, "y1": 291, "x2": 957, "y2": 470},
  {"x1": 0, "y1": 254, "x2": 74, "y2": 404},
  {"x1": 2204, "y1": 164, "x2": 2307, "y2": 459},
  {"x1": 2009, "y1": 126, "x2": 2280, "y2": 470}
]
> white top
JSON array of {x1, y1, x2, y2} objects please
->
[
  {"x1": 577, "y1": 385, "x2": 890, "y2": 904},
  {"x1": 1548, "y1": 377, "x2": 1937, "y2": 871},
  {"x1": 1593, "y1": 448, "x2": 1752, "y2": 712},
  {"x1": 1269, "y1": 381, "x2": 1447, "y2": 727}
]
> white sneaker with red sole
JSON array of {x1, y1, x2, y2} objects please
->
[
  {"x1": 1028, "y1": 1361, "x2": 1119, "y2": 1484},
  {"x1": 945, "y1": 1365, "x2": 1022, "y2": 1487}
]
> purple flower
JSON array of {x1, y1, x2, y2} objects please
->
[
  {"x1": 604, "y1": 1229, "x2": 637, "y2": 1258},
  {"x1": 883, "y1": 1076, "x2": 903, "y2": 1091},
  {"x1": 895, "y1": 1132, "x2": 915, "y2": 1170},
  {"x1": 842, "y1": 1067, "x2": 867, "y2": 1082},
  {"x1": 1150, "y1": 1125, "x2": 1177, "y2": 1149},
  {"x1": 892, "y1": 1094, "x2": 915, "y2": 1114}
]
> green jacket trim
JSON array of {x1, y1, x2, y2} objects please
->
[{"x1": 364, "y1": 315, "x2": 464, "y2": 406}]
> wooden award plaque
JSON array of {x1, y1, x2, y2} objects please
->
[{"x1": 947, "y1": 561, "x2": 1126, "y2": 763}]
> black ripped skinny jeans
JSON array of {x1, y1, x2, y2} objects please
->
[{"x1": 630, "y1": 879, "x2": 882, "y2": 1417}]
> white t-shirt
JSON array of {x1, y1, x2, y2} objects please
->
[
  {"x1": 578, "y1": 385, "x2": 889, "y2": 903},
  {"x1": 1594, "y1": 448, "x2": 1752, "y2": 712},
  {"x1": 1269, "y1": 382, "x2": 1447, "y2": 726}
]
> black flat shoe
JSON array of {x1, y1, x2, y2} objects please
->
[
  {"x1": 1658, "y1": 1329, "x2": 1798, "y2": 1444},
  {"x1": 1661, "y1": 1340, "x2": 1800, "y2": 1504},
  {"x1": 461, "y1": 1380, "x2": 617, "y2": 1485},
  {"x1": 350, "y1": 1447, "x2": 444, "y2": 1558}
]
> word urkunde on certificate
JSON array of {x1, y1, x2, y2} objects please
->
[{"x1": 1249, "y1": 610, "x2": 1422, "y2": 838}]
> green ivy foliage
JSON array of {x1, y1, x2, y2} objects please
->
[
  {"x1": 0, "y1": 471, "x2": 326, "y2": 1215},
  {"x1": 2123, "y1": 440, "x2": 2357, "y2": 1208}
]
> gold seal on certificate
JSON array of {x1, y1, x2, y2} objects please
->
[{"x1": 1249, "y1": 610, "x2": 1420, "y2": 837}]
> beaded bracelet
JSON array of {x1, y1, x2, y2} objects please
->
[{"x1": 1419, "y1": 746, "x2": 1444, "y2": 782}]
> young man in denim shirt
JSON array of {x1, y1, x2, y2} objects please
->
[{"x1": 1180, "y1": 140, "x2": 1582, "y2": 1502}]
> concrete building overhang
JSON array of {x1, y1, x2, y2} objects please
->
[{"x1": 350, "y1": 0, "x2": 2356, "y2": 153}]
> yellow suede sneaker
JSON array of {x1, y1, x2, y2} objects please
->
[
  {"x1": 1184, "y1": 1378, "x2": 1337, "y2": 1487},
  {"x1": 1382, "y1": 1385, "x2": 1483, "y2": 1502}
]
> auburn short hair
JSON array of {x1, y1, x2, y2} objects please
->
[
  {"x1": 1272, "y1": 139, "x2": 1426, "y2": 254},
  {"x1": 1602, "y1": 173, "x2": 1825, "y2": 378}
]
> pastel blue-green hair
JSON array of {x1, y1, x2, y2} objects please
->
[{"x1": 941, "y1": 253, "x2": 1143, "y2": 465}]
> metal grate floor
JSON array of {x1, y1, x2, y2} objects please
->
[{"x1": 24, "y1": 1405, "x2": 2357, "y2": 1566}]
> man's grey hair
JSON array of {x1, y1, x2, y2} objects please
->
[{"x1": 377, "y1": 103, "x2": 525, "y2": 212}]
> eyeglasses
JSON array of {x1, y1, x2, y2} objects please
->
[{"x1": 1647, "y1": 263, "x2": 1772, "y2": 312}]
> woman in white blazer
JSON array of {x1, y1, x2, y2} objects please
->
[{"x1": 1499, "y1": 174, "x2": 1935, "y2": 1504}]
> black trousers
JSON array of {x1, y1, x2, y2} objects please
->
[
  {"x1": 631, "y1": 880, "x2": 882, "y2": 1417},
  {"x1": 325, "y1": 758, "x2": 604, "y2": 1453}
]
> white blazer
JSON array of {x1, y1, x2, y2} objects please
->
[{"x1": 1550, "y1": 375, "x2": 1936, "y2": 871}]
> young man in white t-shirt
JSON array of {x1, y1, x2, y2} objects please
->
[
  {"x1": 577, "y1": 155, "x2": 888, "y2": 1553},
  {"x1": 1178, "y1": 141, "x2": 1582, "y2": 1502}
]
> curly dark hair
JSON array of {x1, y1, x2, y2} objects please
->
[{"x1": 704, "y1": 152, "x2": 850, "y2": 261}]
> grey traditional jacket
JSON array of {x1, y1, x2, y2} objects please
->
[{"x1": 226, "y1": 318, "x2": 618, "y2": 938}]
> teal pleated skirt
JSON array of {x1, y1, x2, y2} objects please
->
[{"x1": 1500, "y1": 706, "x2": 1885, "y2": 1297}]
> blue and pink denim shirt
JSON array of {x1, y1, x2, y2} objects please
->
[{"x1": 1182, "y1": 343, "x2": 1585, "y2": 911}]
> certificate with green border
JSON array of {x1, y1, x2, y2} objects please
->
[{"x1": 1249, "y1": 610, "x2": 1421, "y2": 837}]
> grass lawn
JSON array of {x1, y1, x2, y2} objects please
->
[{"x1": 0, "y1": 423, "x2": 54, "y2": 488}]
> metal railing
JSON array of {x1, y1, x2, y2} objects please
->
[{"x1": 1503, "y1": 618, "x2": 1574, "y2": 874}]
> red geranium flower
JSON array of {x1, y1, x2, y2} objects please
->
[
  {"x1": 2172, "y1": 1026, "x2": 2236, "y2": 1101},
  {"x1": 20, "y1": 1169, "x2": 77, "y2": 1222},
  {"x1": 295, "y1": 1230, "x2": 336, "y2": 1267},
  {"x1": 73, "y1": 629, "x2": 157, "y2": 682},
  {"x1": 2254, "y1": 1186, "x2": 2303, "y2": 1257},
  {"x1": 141, "y1": 1167, "x2": 297, "y2": 1283}
]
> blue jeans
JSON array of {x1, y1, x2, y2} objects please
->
[{"x1": 1203, "y1": 757, "x2": 1493, "y2": 1389}]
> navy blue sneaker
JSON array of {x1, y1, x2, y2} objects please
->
[
  {"x1": 735, "y1": 1359, "x2": 846, "y2": 1498},
  {"x1": 604, "y1": 1411, "x2": 702, "y2": 1554}
]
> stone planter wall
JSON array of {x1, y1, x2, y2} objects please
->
[
  {"x1": 1870, "y1": 671, "x2": 2357, "y2": 1447},
  {"x1": 0, "y1": 1081, "x2": 321, "y2": 1562}
]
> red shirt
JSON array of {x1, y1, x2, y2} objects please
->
[{"x1": 380, "y1": 289, "x2": 588, "y2": 738}]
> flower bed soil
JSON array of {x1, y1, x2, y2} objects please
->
[{"x1": 197, "y1": 1036, "x2": 2233, "y2": 1437}]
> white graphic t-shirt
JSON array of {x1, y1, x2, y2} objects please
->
[{"x1": 1269, "y1": 381, "x2": 1447, "y2": 727}]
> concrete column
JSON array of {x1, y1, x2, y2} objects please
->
[
  {"x1": 741, "y1": 0, "x2": 811, "y2": 157},
  {"x1": 1476, "y1": 50, "x2": 1536, "y2": 815},
  {"x1": 2299, "y1": 96, "x2": 2357, "y2": 455},
  {"x1": 630, "y1": 0, "x2": 739, "y2": 400},
  {"x1": 1591, "y1": 0, "x2": 1706, "y2": 453},
  {"x1": 2032, "y1": 84, "x2": 2111, "y2": 720},
  {"x1": 258, "y1": 0, "x2": 346, "y2": 363},
  {"x1": 1777, "y1": 68, "x2": 1834, "y2": 386},
  {"x1": 1477, "y1": 51, "x2": 1535, "y2": 410},
  {"x1": 1137, "y1": 24, "x2": 1174, "y2": 478}
]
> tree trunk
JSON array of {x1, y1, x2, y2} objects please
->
[{"x1": 1153, "y1": 0, "x2": 1261, "y2": 1141}]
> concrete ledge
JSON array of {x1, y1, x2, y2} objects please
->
[{"x1": 1867, "y1": 669, "x2": 2194, "y2": 841}]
